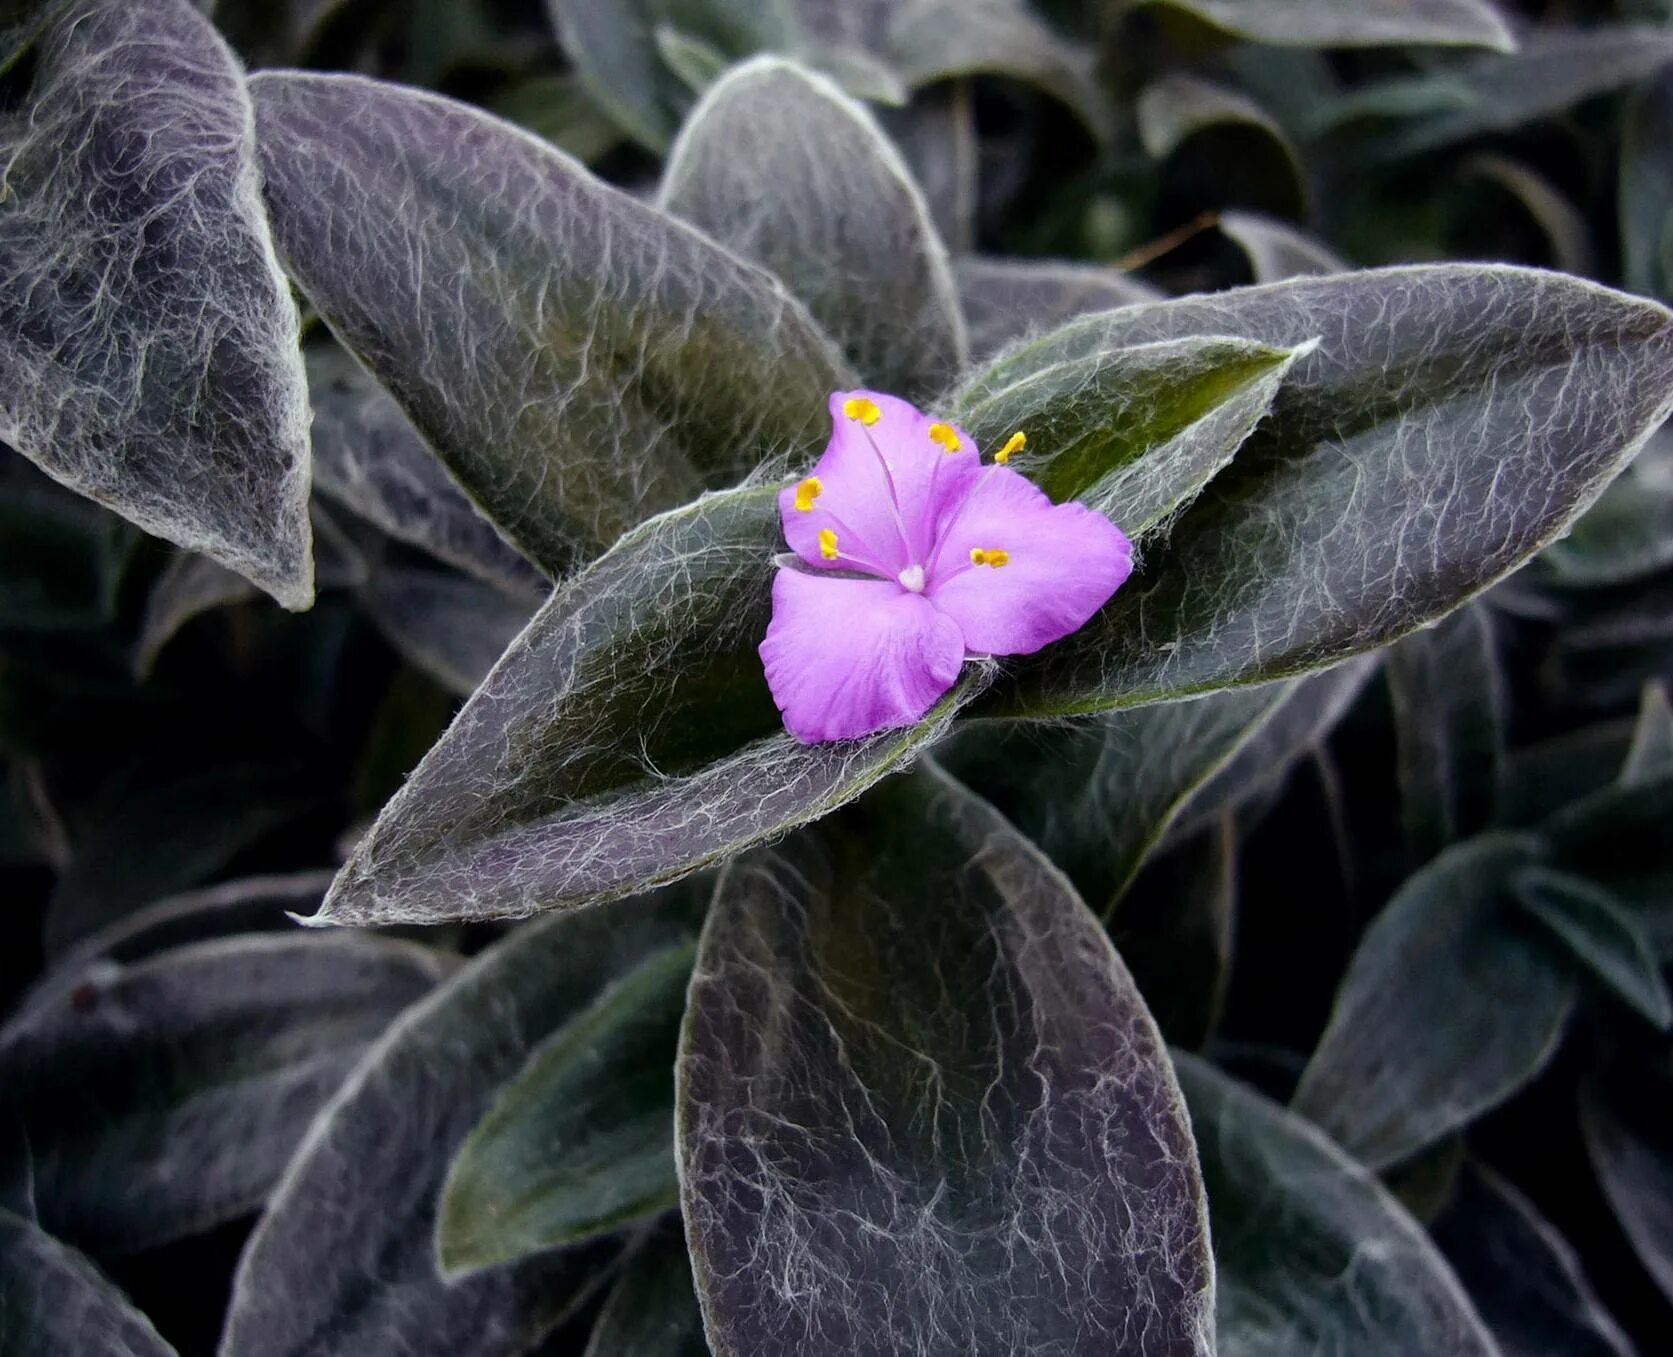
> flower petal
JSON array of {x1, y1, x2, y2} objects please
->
[
  {"x1": 760, "y1": 567, "x2": 965, "y2": 743},
  {"x1": 779, "y1": 390, "x2": 981, "y2": 578},
  {"x1": 927, "y1": 467, "x2": 1134, "y2": 656}
]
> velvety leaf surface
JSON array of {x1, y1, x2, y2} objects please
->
[
  {"x1": 1622, "y1": 66, "x2": 1673, "y2": 301},
  {"x1": 250, "y1": 71, "x2": 851, "y2": 575},
  {"x1": 1140, "y1": 0, "x2": 1514, "y2": 50},
  {"x1": 678, "y1": 765, "x2": 1214, "y2": 1356},
  {"x1": 1542, "y1": 767, "x2": 1673, "y2": 956},
  {"x1": 658, "y1": 56, "x2": 963, "y2": 395},
  {"x1": 0, "y1": 0, "x2": 313, "y2": 608},
  {"x1": 890, "y1": 86, "x2": 977, "y2": 253},
  {"x1": 979, "y1": 267, "x2": 1673, "y2": 717},
  {"x1": 358, "y1": 561, "x2": 539, "y2": 698},
  {"x1": 1292, "y1": 834, "x2": 1577, "y2": 1170},
  {"x1": 1433, "y1": 1164, "x2": 1637, "y2": 1357},
  {"x1": 1137, "y1": 73, "x2": 1306, "y2": 217},
  {"x1": 306, "y1": 344, "x2": 547, "y2": 595},
  {"x1": 1536, "y1": 427, "x2": 1673, "y2": 588},
  {"x1": 542, "y1": 0, "x2": 684, "y2": 151},
  {"x1": 953, "y1": 255, "x2": 1163, "y2": 361},
  {"x1": 1580, "y1": 1039, "x2": 1673, "y2": 1306},
  {"x1": 1463, "y1": 156, "x2": 1595, "y2": 278},
  {"x1": 315, "y1": 328, "x2": 1304, "y2": 926},
  {"x1": 1218, "y1": 209, "x2": 1347, "y2": 282},
  {"x1": 219, "y1": 889, "x2": 702, "y2": 1357},
  {"x1": 583, "y1": 1229, "x2": 708, "y2": 1357},
  {"x1": 1513, "y1": 867, "x2": 1672, "y2": 1029},
  {"x1": 0, "y1": 934, "x2": 455, "y2": 1253},
  {"x1": 436, "y1": 941, "x2": 695, "y2": 1274},
  {"x1": 1172, "y1": 1053, "x2": 1498, "y2": 1357},
  {"x1": 1387, "y1": 604, "x2": 1504, "y2": 863},
  {"x1": 0, "y1": 1210, "x2": 176, "y2": 1357}
]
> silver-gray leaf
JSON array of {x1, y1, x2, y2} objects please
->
[{"x1": 0, "y1": 1211, "x2": 176, "y2": 1357}]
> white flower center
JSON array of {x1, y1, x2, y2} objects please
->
[{"x1": 897, "y1": 563, "x2": 926, "y2": 593}]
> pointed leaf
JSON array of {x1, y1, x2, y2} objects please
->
[
  {"x1": 1542, "y1": 767, "x2": 1673, "y2": 956},
  {"x1": 953, "y1": 255, "x2": 1163, "y2": 361},
  {"x1": 1622, "y1": 65, "x2": 1673, "y2": 300},
  {"x1": 1219, "y1": 209, "x2": 1347, "y2": 282},
  {"x1": 1514, "y1": 867, "x2": 1672, "y2": 1029},
  {"x1": 659, "y1": 56, "x2": 961, "y2": 395},
  {"x1": 436, "y1": 941, "x2": 695, "y2": 1274},
  {"x1": 584, "y1": 1230, "x2": 707, "y2": 1357},
  {"x1": 1387, "y1": 603, "x2": 1505, "y2": 863},
  {"x1": 978, "y1": 267, "x2": 1673, "y2": 717},
  {"x1": 0, "y1": 0, "x2": 312, "y2": 607},
  {"x1": 0, "y1": 934, "x2": 454, "y2": 1253},
  {"x1": 250, "y1": 71, "x2": 850, "y2": 576},
  {"x1": 1292, "y1": 834, "x2": 1576, "y2": 1169},
  {"x1": 219, "y1": 889, "x2": 701, "y2": 1357},
  {"x1": 543, "y1": 0, "x2": 684, "y2": 151},
  {"x1": 1434, "y1": 1163, "x2": 1638, "y2": 1357},
  {"x1": 1141, "y1": 0, "x2": 1514, "y2": 50},
  {"x1": 679, "y1": 765, "x2": 1214, "y2": 1356},
  {"x1": 0, "y1": 1211, "x2": 176, "y2": 1357},
  {"x1": 306, "y1": 344, "x2": 547, "y2": 595},
  {"x1": 1623, "y1": 679, "x2": 1673, "y2": 785},
  {"x1": 1172, "y1": 1054, "x2": 1500, "y2": 1357},
  {"x1": 1581, "y1": 1039, "x2": 1673, "y2": 1307},
  {"x1": 359, "y1": 561, "x2": 539, "y2": 698},
  {"x1": 1137, "y1": 73, "x2": 1306, "y2": 218},
  {"x1": 316, "y1": 329, "x2": 1306, "y2": 926}
]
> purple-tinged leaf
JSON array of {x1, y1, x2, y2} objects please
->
[
  {"x1": 678, "y1": 765, "x2": 1214, "y2": 1356},
  {"x1": 0, "y1": 0, "x2": 313, "y2": 607},
  {"x1": 250, "y1": 71, "x2": 851, "y2": 577}
]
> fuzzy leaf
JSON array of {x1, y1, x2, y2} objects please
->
[
  {"x1": 1219, "y1": 209, "x2": 1347, "y2": 282},
  {"x1": 953, "y1": 255, "x2": 1163, "y2": 361},
  {"x1": 1137, "y1": 73, "x2": 1306, "y2": 218},
  {"x1": 0, "y1": 934, "x2": 454, "y2": 1253},
  {"x1": 1292, "y1": 834, "x2": 1576, "y2": 1169},
  {"x1": 314, "y1": 329, "x2": 1303, "y2": 926},
  {"x1": 1581, "y1": 1040, "x2": 1673, "y2": 1307},
  {"x1": 1173, "y1": 1054, "x2": 1499, "y2": 1357},
  {"x1": 1622, "y1": 66, "x2": 1673, "y2": 300},
  {"x1": 1139, "y1": 0, "x2": 1514, "y2": 50},
  {"x1": 583, "y1": 1229, "x2": 708, "y2": 1357},
  {"x1": 218, "y1": 888, "x2": 701, "y2": 1357},
  {"x1": 0, "y1": 1211, "x2": 176, "y2": 1357},
  {"x1": 658, "y1": 56, "x2": 963, "y2": 395},
  {"x1": 0, "y1": 0, "x2": 312, "y2": 608},
  {"x1": 678, "y1": 765, "x2": 1214, "y2": 1356},
  {"x1": 1536, "y1": 425, "x2": 1673, "y2": 588},
  {"x1": 981, "y1": 266, "x2": 1673, "y2": 718},
  {"x1": 306, "y1": 344, "x2": 547, "y2": 595},
  {"x1": 1623, "y1": 679, "x2": 1673, "y2": 785},
  {"x1": 543, "y1": 0, "x2": 684, "y2": 151},
  {"x1": 250, "y1": 71, "x2": 850, "y2": 576},
  {"x1": 0, "y1": 455, "x2": 136, "y2": 632},
  {"x1": 436, "y1": 941, "x2": 695, "y2": 1274},
  {"x1": 1434, "y1": 1163, "x2": 1638, "y2": 1357},
  {"x1": 1514, "y1": 867, "x2": 1672, "y2": 1029},
  {"x1": 1542, "y1": 767, "x2": 1673, "y2": 956},
  {"x1": 889, "y1": 86, "x2": 977, "y2": 252},
  {"x1": 1463, "y1": 155, "x2": 1595, "y2": 278},
  {"x1": 1387, "y1": 603, "x2": 1505, "y2": 863},
  {"x1": 358, "y1": 561, "x2": 538, "y2": 698}
]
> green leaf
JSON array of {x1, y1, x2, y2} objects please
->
[
  {"x1": 0, "y1": 1210, "x2": 176, "y2": 1357},
  {"x1": 543, "y1": 0, "x2": 685, "y2": 151},
  {"x1": 1514, "y1": 867, "x2": 1672, "y2": 1029},
  {"x1": 0, "y1": 934, "x2": 454, "y2": 1253},
  {"x1": 250, "y1": 71, "x2": 851, "y2": 576},
  {"x1": 653, "y1": 25, "x2": 731, "y2": 94},
  {"x1": 679, "y1": 765, "x2": 1214, "y2": 1355},
  {"x1": 1173, "y1": 1054, "x2": 1498, "y2": 1357},
  {"x1": 1581, "y1": 1038, "x2": 1673, "y2": 1307},
  {"x1": 953, "y1": 255, "x2": 1162, "y2": 362},
  {"x1": 0, "y1": 0, "x2": 313, "y2": 608},
  {"x1": 980, "y1": 266, "x2": 1673, "y2": 718},
  {"x1": 436, "y1": 942, "x2": 694, "y2": 1274},
  {"x1": 220, "y1": 888, "x2": 701, "y2": 1357},
  {"x1": 306, "y1": 343, "x2": 547, "y2": 596},
  {"x1": 313, "y1": 327, "x2": 1293, "y2": 927},
  {"x1": 358, "y1": 559, "x2": 538, "y2": 698},
  {"x1": 1137, "y1": 0, "x2": 1514, "y2": 51},
  {"x1": 1623, "y1": 679, "x2": 1673, "y2": 785},
  {"x1": 1386, "y1": 603, "x2": 1504, "y2": 864},
  {"x1": 887, "y1": 0, "x2": 1109, "y2": 137},
  {"x1": 1219, "y1": 209, "x2": 1347, "y2": 282},
  {"x1": 490, "y1": 73, "x2": 627, "y2": 165},
  {"x1": 1542, "y1": 767, "x2": 1673, "y2": 957},
  {"x1": 1433, "y1": 1164, "x2": 1637, "y2": 1357},
  {"x1": 1623, "y1": 65, "x2": 1673, "y2": 300},
  {"x1": 584, "y1": 1229, "x2": 707, "y2": 1357},
  {"x1": 1291, "y1": 834, "x2": 1576, "y2": 1169},
  {"x1": 658, "y1": 56, "x2": 963, "y2": 395}
]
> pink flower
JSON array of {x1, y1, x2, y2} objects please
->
[{"x1": 760, "y1": 389, "x2": 1134, "y2": 743}]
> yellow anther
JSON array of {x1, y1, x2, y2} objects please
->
[
  {"x1": 793, "y1": 476, "x2": 823, "y2": 512},
  {"x1": 970, "y1": 548, "x2": 1010, "y2": 568},
  {"x1": 819, "y1": 528, "x2": 840, "y2": 560},
  {"x1": 842, "y1": 396, "x2": 882, "y2": 425},
  {"x1": 995, "y1": 431, "x2": 1026, "y2": 464},
  {"x1": 927, "y1": 422, "x2": 961, "y2": 453}
]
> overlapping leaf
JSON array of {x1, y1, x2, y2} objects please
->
[
  {"x1": 584, "y1": 1230, "x2": 708, "y2": 1357},
  {"x1": 0, "y1": 0, "x2": 312, "y2": 607},
  {"x1": 250, "y1": 71, "x2": 851, "y2": 576},
  {"x1": 953, "y1": 255, "x2": 1163, "y2": 360},
  {"x1": 1219, "y1": 209, "x2": 1347, "y2": 282},
  {"x1": 678, "y1": 765, "x2": 1214, "y2": 1356},
  {"x1": 1580, "y1": 1037, "x2": 1673, "y2": 1307},
  {"x1": 1138, "y1": 0, "x2": 1514, "y2": 51},
  {"x1": 0, "y1": 1211, "x2": 176, "y2": 1357},
  {"x1": 358, "y1": 560, "x2": 539, "y2": 698}
]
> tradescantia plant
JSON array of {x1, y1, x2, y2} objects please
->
[{"x1": 5, "y1": 0, "x2": 1673, "y2": 1354}]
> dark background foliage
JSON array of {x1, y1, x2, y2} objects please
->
[{"x1": 3, "y1": 1, "x2": 1672, "y2": 1354}]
